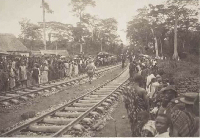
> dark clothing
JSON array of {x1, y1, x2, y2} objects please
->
[
  {"x1": 122, "y1": 59, "x2": 125, "y2": 68},
  {"x1": 170, "y1": 110, "x2": 196, "y2": 137},
  {"x1": 32, "y1": 68, "x2": 39, "y2": 85},
  {"x1": 0, "y1": 70, "x2": 4, "y2": 91},
  {"x1": 129, "y1": 62, "x2": 135, "y2": 79},
  {"x1": 123, "y1": 83, "x2": 148, "y2": 136}
]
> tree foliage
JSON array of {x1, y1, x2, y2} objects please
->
[
  {"x1": 19, "y1": 18, "x2": 42, "y2": 41},
  {"x1": 127, "y1": 0, "x2": 199, "y2": 59},
  {"x1": 69, "y1": 0, "x2": 96, "y2": 21}
]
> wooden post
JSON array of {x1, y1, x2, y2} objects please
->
[
  {"x1": 101, "y1": 39, "x2": 103, "y2": 52},
  {"x1": 42, "y1": 0, "x2": 46, "y2": 50}
]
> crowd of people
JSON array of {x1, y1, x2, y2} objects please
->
[
  {"x1": 94, "y1": 55, "x2": 119, "y2": 67},
  {"x1": 0, "y1": 54, "x2": 119, "y2": 92},
  {"x1": 123, "y1": 54, "x2": 199, "y2": 137}
]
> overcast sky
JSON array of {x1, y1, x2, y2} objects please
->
[{"x1": 0, "y1": 0, "x2": 164, "y2": 45}]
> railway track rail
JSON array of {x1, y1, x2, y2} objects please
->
[
  {"x1": 0, "y1": 64, "x2": 121, "y2": 107},
  {"x1": 0, "y1": 66, "x2": 129, "y2": 137}
]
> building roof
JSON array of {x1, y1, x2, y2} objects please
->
[
  {"x1": 0, "y1": 33, "x2": 28, "y2": 52},
  {"x1": 40, "y1": 50, "x2": 69, "y2": 57}
]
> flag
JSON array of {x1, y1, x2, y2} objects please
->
[{"x1": 42, "y1": 0, "x2": 53, "y2": 13}]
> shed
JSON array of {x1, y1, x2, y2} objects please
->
[{"x1": 40, "y1": 50, "x2": 69, "y2": 57}]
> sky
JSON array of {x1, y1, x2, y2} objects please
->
[{"x1": 0, "y1": 0, "x2": 165, "y2": 45}]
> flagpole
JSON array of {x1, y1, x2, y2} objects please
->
[{"x1": 42, "y1": 0, "x2": 46, "y2": 50}]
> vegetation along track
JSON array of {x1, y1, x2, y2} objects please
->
[
  {"x1": 0, "y1": 65, "x2": 129, "y2": 137},
  {"x1": 0, "y1": 64, "x2": 121, "y2": 107}
]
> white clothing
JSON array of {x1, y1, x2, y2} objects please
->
[
  {"x1": 74, "y1": 65, "x2": 78, "y2": 76},
  {"x1": 146, "y1": 74, "x2": 155, "y2": 93},
  {"x1": 153, "y1": 60, "x2": 157, "y2": 66},
  {"x1": 149, "y1": 82, "x2": 160, "y2": 98},
  {"x1": 142, "y1": 120, "x2": 156, "y2": 136},
  {"x1": 69, "y1": 64, "x2": 72, "y2": 77},
  {"x1": 155, "y1": 132, "x2": 169, "y2": 137},
  {"x1": 64, "y1": 63, "x2": 69, "y2": 68},
  {"x1": 40, "y1": 66, "x2": 48, "y2": 83}
]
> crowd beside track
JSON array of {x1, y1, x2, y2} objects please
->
[
  {"x1": 123, "y1": 54, "x2": 199, "y2": 137},
  {"x1": 0, "y1": 53, "x2": 120, "y2": 92}
]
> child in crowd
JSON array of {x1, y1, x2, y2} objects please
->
[{"x1": 155, "y1": 114, "x2": 170, "y2": 137}]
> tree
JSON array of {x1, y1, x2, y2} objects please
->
[
  {"x1": 19, "y1": 18, "x2": 42, "y2": 50},
  {"x1": 40, "y1": 22, "x2": 73, "y2": 42},
  {"x1": 69, "y1": 0, "x2": 96, "y2": 53},
  {"x1": 69, "y1": 0, "x2": 96, "y2": 22},
  {"x1": 166, "y1": 0, "x2": 198, "y2": 60},
  {"x1": 127, "y1": 16, "x2": 153, "y2": 54},
  {"x1": 94, "y1": 18, "x2": 119, "y2": 51},
  {"x1": 126, "y1": 0, "x2": 199, "y2": 59}
]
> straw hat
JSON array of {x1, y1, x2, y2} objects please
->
[
  {"x1": 180, "y1": 92, "x2": 198, "y2": 105},
  {"x1": 156, "y1": 74, "x2": 161, "y2": 78}
]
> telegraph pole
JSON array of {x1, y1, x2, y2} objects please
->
[
  {"x1": 101, "y1": 38, "x2": 103, "y2": 52},
  {"x1": 42, "y1": 0, "x2": 46, "y2": 50},
  {"x1": 79, "y1": 13, "x2": 82, "y2": 53}
]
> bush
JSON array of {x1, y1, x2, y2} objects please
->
[{"x1": 158, "y1": 58, "x2": 199, "y2": 84}]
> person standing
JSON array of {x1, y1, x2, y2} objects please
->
[
  {"x1": 71, "y1": 61, "x2": 75, "y2": 77},
  {"x1": 40, "y1": 63, "x2": 49, "y2": 83},
  {"x1": 74, "y1": 62, "x2": 79, "y2": 77},
  {"x1": 122, "y1": 54, "x2": 126, "y2": 68},
  {"x1": 85, "y1": 60, "x2": 96, "y2": 84},
  {"x1": 123, "y1": 75, "x2": 149, "y2": 136},
  {"x1": 68, "y1": 61, "x2": 72, "y2": 78},
  {"x1": 64, "y1": 61, "x2": 70, "y2": 78},
  {"x1": 0, "y1": 65, "x2": 4, "y2": 92},
  {"x1": 129, "y1": 61, "x2": 136, "y2": 79},
  {"x1": 146, "y1": 71, "x2": 156, "y2": 94},
  {"x1": 9, "y1": 65, "x2": 16, "y2": 90},
  {"x1": 169, "y1": 93, "x2": 198, "y2": 137},
  {"x1": 32, "y1": 64, "x2": 40, "y2": 85},
  {"x1": 19, "y1": 61, "x2": 28, "y2": 87}
]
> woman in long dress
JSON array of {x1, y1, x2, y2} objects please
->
[
  {"x1": 9, "y1": 66, "x2": 16, "y2": 90},
  {"x1": 19, "y1": 61, "x2": 28, "y2": 87},
  {"x1": 40, "y1": 63, "x2": 49, "y2": 83},
  {"x1": 65, "y1": 61, "x2": 70, "y2": 78},
  {"x1": 32, "y1": 63, "x2": 40, "y2": 85},
  {"x1": 68, "y1": 62, "x2": 72, "y2": 78},
  {"x1": 74, "y1": 63, "x2": 79, "y2": 77},
  {"x1": 71, "y1": 62, "x2": 75, "y2": 77}
]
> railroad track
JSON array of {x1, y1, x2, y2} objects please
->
[
  {"x1": 0, "y1": 64, "x2": 121, "y2": 107},
  {"x1": 0, "y1": 66, "x2": 129, "y2": 137}
]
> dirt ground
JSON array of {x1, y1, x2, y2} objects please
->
[
  {"x1": 0, "y1": 67, "x2": 124, "y2": 132},
  {"x1": 95, "y1": 97, "x2": 132, "y2": 137}
]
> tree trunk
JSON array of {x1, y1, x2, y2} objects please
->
[
  {"x1": 160, "y1": 37, "x2": 163, "y2": 57},
  {"x1": 31, "y1": 39, "x2": 33, "y2": 51},
  {"x1": 80, "y1": 43, "x2": 82, "y2": 53},
  {"x1": 79, "y1": 11, "x2": 82, "y2": 53},
  {"x1": 155, "y1": 37, "x2": 159, "y2": 58},
  {"x1": 151, "y1": 28, "x2": 159, "y2": 58},
  {"x1": 172, "y1": 11, "x2": 179, "y2": 60}
]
